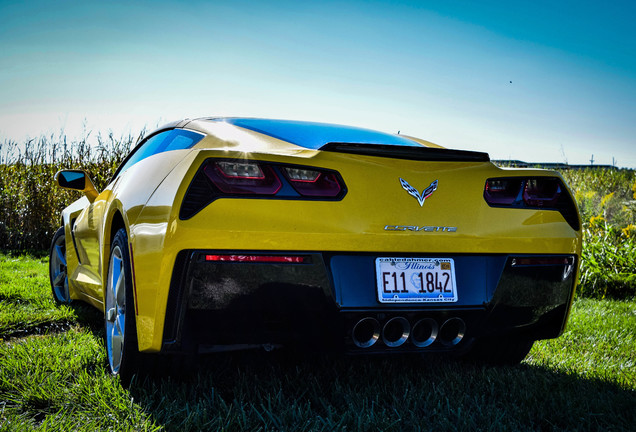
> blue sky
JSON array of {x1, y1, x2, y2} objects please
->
[{"x1": 1, "y1": 0, "x2": 634, "y2": 167}]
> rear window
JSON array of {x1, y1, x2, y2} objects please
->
[{"x1": 117, "y1": 129, "x2": 204, "y2": 176}]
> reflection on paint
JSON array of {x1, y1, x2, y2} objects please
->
[
  {"x1": 193, "y1": 121, "x2": 319, "y2": 156},
  {"x1": 134, "y1": 222, "x2": 168, "y2": 251}
]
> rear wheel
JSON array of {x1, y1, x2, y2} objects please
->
[
  {"x1": 463, "y1": 336, "x2": 534, "y2": 366},
  {"x1": 105, "y1": 228, "x2": 139, "y2": 383},
  {"x1": 49, "y1": 227, "x2": 71, "y2": 304}
]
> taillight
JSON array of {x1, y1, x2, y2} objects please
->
[
  {"x1": 180, "y1": 159, "x2": 347, "y2": 219},
  {"x1": 484, "y1": 179, "x2": 523, "y2": 205},
  {"x1": 523, "y1": 178, "x2": 561, "y2": 207},
  {"x1": 282, "y1": 167, "x2": 342, "y2": 197},
  {"x1": 203, "y1": 161, "x2": 281, "y2": 195},
  {"x1": 484, "y1": 177, "x2": 580, "y2": 231}
]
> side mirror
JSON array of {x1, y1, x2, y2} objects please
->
[{"x1": 54, "y1": 170, "x2": 99, "y2": 202}]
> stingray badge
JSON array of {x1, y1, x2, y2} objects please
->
[{"x1": 400, "y1": 178, "x2": 438, "y2": 207}]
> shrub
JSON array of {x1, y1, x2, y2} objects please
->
[{"x1": 577, "y1": 219, "x2": 636, "y2": 299}]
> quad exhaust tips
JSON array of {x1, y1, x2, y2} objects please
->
[
  {"x1": 411, "y1": 318, "x2": 439, "y2": 347},
  {"x1": 382, "y1": 317, "x2": 410, "y2": 347},
  {"x1": 351, "y1": 316, "x2": 465, "y2": 349},
  {"x1": 351, "y1": 317, "x2": 381, "y2": 348},
  {"x1": 438, "y1": 317, "x2": 466, "y2": 346}
]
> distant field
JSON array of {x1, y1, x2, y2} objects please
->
[{"x1": 1, "y1": 254, "x2": 635, "y2": 431}]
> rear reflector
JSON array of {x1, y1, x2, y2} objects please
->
[
  {"x1": 205, "y1": 254, "x2": 307, "y2": 263},
  {"x1": 511, "y1": 256, "x2": 574, "y2": 266}
]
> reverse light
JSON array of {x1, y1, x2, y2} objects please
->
[
  {"x1": 284, "y1": 167, "x2": 320, "y2": 182},
  {"x1": 205, "y1": 254, "x2": 307, "y2": 263},
  {"x1": 203, "y1": 161, "x2": 281, "y2": 195},
  {"x1": 216, "y1": 161, "x2": 264, "y2": 179}
]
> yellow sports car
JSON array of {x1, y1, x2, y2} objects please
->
[{"x1": 50, "y1": 117, "x2": 581, "y2": 380}]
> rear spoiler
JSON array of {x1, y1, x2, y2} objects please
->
[{"x1": 321, "y1": 143, "x2": 490, "y2": 162}]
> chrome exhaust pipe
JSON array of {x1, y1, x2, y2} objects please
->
[
  {"x1": 439, "y1": 317, "x2": 466, "y2": 346},
  {"x1": 352, "y1": 317, "x2": 381, "y2": 348},
  {"x1": 382, "y1": 317, "x2": 410, "y2": 348},
  {"x1": 411, "y1": 318, "x2": 439, "y2": 348}
]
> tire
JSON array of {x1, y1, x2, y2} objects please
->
[
  {"x1": 105, "y1": 228, "x2": 139, "y2": 383},
  {"x1": 49, "y1": 227, "x2": 72, "y2": 304},
  {"x1": 462, "y1": 336, "x2": 534, "y2": 366}
]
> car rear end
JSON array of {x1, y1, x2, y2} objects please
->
[{"x1": 151, "y1": 134, "x2": 580, "y2": 356}]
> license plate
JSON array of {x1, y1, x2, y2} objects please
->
[{"x1": 375, "y1": 257, "x2": 458, "y2": 303}]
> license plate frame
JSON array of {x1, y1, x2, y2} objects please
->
[{"x1": 375, "y1": 257, "x2": 458, "y2": 303}]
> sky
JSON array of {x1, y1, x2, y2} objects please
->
[{"x1": 0, "y1": 0, "x2": 635, "y2": 167}]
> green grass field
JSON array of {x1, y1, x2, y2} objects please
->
[{"x1": 1, "y1": 254, "x2": 634, "y2": 431}]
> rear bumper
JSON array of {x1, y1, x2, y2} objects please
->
[{"x1": 161, "y1": 250, "x2": 577, "y2": 354}]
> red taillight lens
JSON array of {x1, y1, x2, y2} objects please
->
[
  {"x1": 484, "y1": 179, "x2": 523, "y2": 205},
  {"x1": 483, "y1": 176, "x2": 580, "y2": 231},
  {"x1": 523, "y1": 178, "x2": 561, "y2": 207},
  {"x1": 283, "y1": 167, "x2": 342, "y2": 197},
  {"x1": 203, "y1": 161, "x2": 282, "y2": 195},
  {"x1": 205, "y1": 254, "x2": 307, "y2": 263}
]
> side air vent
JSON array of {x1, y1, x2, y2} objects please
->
[
  {"x1": 180, "y1": 170, "x2": 217, "y2": 219},
  {"x1": 320, "y1": 143, "x2": 490, "y2": 162}
]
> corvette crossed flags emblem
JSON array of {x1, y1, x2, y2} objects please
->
[{"x1": 399, "y1": 178, "x2": 438, "y2": 207}]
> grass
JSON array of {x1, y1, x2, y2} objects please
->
[
  {"x1": 0, "y1": 254, "x2": 75, "y2": 338},
  {"x1": 1, "y1": 253, "x2": 635, "y2": 431}
]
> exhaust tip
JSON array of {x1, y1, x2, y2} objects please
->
[
  {"x1": 411, "y1": 318, "x2": 439, "y2": 348},
  {"x1": 382, "y1": 317, "x2": 410, "y2": 348},
  {"x1": 439, "y1": 317, "x2": 466, "y2": 346},
  {"x1": 352, "y1": 317, "x2": 381, "y2": 348}
]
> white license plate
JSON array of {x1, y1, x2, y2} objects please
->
[{"x1": 375, "y1": 257, "x2": 458, "y2": 303}]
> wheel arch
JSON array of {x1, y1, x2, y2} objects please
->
[
  {"x1": 109, "y1": 210, "x2": 127, "y2": 249},
  {"x1": 101, "y1": 205, "x2": 128, "y2": 304}
]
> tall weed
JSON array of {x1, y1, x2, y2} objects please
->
[
  {"x1": 560, "y1": 168, "x2": 636, "y2": 227},
  {"x1": 577, "y1": 220, "x2": 636, "y2": 299},
  {"x1": 0, "y1": 132, "x2": 140, "y2": 250},
  {"x1": 560, "y1": 168, "x2": 636, "y2": 299}
]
